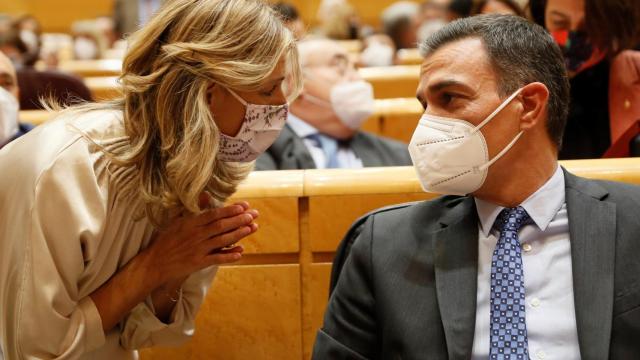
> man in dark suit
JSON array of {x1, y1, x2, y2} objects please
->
[
  {"x1": 256, "y1": 39, "x2": 411, "y2": 170},
  {"x1": 313, "y1": 15, "x2": 640, "y2": 359}
]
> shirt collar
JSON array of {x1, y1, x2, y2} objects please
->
[
  {"x1": 287, "y1": 113, "x2": 318, "y2": 139},
  {"x1": 474, "y1": 165, "x2": 565, "y2": 237}
]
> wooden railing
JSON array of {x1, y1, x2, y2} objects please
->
[{"x1": 138, "y1": 158, "x2": 640, "y2": 360}]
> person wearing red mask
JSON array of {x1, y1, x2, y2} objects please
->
[{"x1": 530, "y1": 0, "x2": 640, "y2": 159}]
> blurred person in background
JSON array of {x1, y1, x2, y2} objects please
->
[
  {"x1": 415, "y1": 0, "x2": 450, "y2": 45},
  {"x1": 530, "y1": 0, "x2": 640, "y2": 159},
  {"x1": 381, "y1": 1, "x2": 420, "y2": 50},
  {"x1": 0, "y1": 0, "x2": 298, "y2": 358},
  {"x1": 113, "y1": 0, "x2": 166, "y2": 39},
  {"x1": 472, "y1": 0, "x2": 524, "y2": 16},
  {"x1": 257, "y1": 39, "x2": 411, "y2": 170},
  {"x1": 272, "y1": 2, "x2": 306, "y2": 40},
  {"x1": 0, "y1": 51, "x2": 32, "y2": 149},
  {"x1": 359, "y1": 33, "x2": 397, "y2": 67},
  {"x1": 0, "y1": 27, "x2": 92, "y2": 110},
  {"x1": 447, "y1": 0, "x2": 474, "y2": 20},
  {"x1": 13, "y1": 15, "x2": 42, "y2": 68},
  {"x1": 317, "y1": 0, "x2": 361, "y2": 40}
]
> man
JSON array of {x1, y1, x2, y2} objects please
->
[
  {"x1": 256, "y1": 39, "x2": 411, "y2": 170},
  {"x1": 381, "y1": 1, "x2": 420, "y2": 50},
  {"x1": 0, "y1": 51, "x2": 31, "y2": 150},
  {"x1": 313, "y1": 15, "x2": 639, "y2": 359}
]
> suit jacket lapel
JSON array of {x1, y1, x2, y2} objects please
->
[
  {"x1": 433, "y1": 197, "x2": 479, "y2": 359},
  {"x1": 275, "y1": 125, "x2": 317, "y2": 169},
  {"x1": 564, "y1": 169, "x2": 616, "y2": 359},
  {"x1": 349, "y1": 134, "x2": 379, "y2": 167}
]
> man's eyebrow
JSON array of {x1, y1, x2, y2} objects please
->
[{"x1": 428, "y1": 79, "x2": 472, "y2": 93}]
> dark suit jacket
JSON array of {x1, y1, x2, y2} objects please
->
[
  {"x1": 313, "y1": 169, "x2": 640, "y2": 359},
  {"x1": 255, "y1": 124, "x2": 412, "y2": 170},
  {"x1": 17, "y1": 68, "x2": 92, "y2": 110}
]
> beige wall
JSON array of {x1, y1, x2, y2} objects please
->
[{"x1": 0, "y1": 0, "x2": 415, "y2": 33}]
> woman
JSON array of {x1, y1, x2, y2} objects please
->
[
  {"x1": 530, "y1": 0, "x2": 640, "y2": 159},
  {"x1": 471, "y1": 0, "x2": 524, "y2": 16},
  {"x1": 0, "y1": 0, "x2": 301, "y2": 358}
]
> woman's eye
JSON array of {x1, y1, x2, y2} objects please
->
[{"x1": 262, "y1": 85, "x2": 278, "y2": 97}]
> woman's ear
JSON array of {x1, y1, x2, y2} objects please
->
[{"x1": 518, "y1": 82, "x2": 549, "y2": 131}]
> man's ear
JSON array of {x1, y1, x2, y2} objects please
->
[{"x1": 518, "y1": 82, "x2": 549, "y2": 131}]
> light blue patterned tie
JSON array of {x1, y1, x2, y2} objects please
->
[
  {"x1": 490, "y1": 206, "x2": 531, "y2": 360},
  {"x1": 306, "y1": 133, "x2": 340, "y2": 168}
]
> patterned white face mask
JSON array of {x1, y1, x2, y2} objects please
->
[{"x1": 217, "y1": 88, "x2": 289, "y2": 162}]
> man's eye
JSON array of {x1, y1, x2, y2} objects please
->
[{"x1": 442, "y1": 93, "x2": 455, "y2": 104}]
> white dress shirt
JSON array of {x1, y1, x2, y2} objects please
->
[
  {"x1": 471, "y1": 166, "x2": 581, "y2": 360},
  {"x1": 287, "y1": 114, "x2": 363, "y2": 169}
]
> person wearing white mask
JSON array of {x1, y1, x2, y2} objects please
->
[
  {"x1": 314, "y1": 15, "x2": 640, "y2": 359},
  {"x1": 0, "y1": 51, "x2": 31, "y2": 149},
  {"x1": 0, "y1": 1, "x2": 300, "y2": 359},
  {"x1": 256, "y1": 39, "x2": 411, "y2": 170}
]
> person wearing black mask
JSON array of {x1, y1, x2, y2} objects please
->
[{"x1": 530, "y1": 0, "x2": 640, "y2": 159}]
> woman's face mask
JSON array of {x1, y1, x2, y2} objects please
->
[
  {"x1": 216, "y1": 88, "x2": 289, "y2": 162},
  {"x1": 551, "y1": 30, "x2": 604, "y2": 75}
]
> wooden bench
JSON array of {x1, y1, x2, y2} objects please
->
[
  {"x1": 139, "y1": 158, "x2": 640, "y2": 360},
  {"x1": 359, "y1": 65, "x2": 421, "y2": 99},
  {"x1": 396, "y1": 48, "x2": 423, "y2": 66},
  {"x1": 21, "y1": 98, "x2": 424, "y2": 145},
  {"x1": 65, "y1": 64, "x2": 421, "y2": 101}
]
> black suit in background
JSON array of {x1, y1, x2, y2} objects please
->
[
  {"x1": 313, "y1": 169, "x2": 640, "y2": 359},
  {"x1": 255, "y1": 124, "x2": 412, "y2": 170}
]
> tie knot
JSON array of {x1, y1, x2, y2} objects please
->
[{"x1": 493, "y1": 206, "x2": 531, "y2": 233}]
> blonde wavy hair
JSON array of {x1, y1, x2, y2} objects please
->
[{"x1": 57, "y1": 0, "x2": 301, "y2": 227}]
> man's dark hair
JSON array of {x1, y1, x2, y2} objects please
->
[
  {"x1": 421, "y1": 14, "x2": 570, "y2": 149},
  {"x1": 271, "y1": 2, "x2": 300, "y2": 23}
]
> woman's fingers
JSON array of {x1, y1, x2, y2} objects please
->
[
  {"x1": 193, "y1": 204, "x2": 245, "y2": 227},
  {"x1": 205, "y1": 224, "x2": 256, "y2": 252}
]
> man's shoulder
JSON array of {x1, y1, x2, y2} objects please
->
[
  {"x1": 566, "y1": 170, "x2": 640, "y2": 204},
  {"x1": 362, "y1": 195, "x2": 467, "y2": 234}
]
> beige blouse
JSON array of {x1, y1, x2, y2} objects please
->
[{"x1": 0, "y1": 110, "x2": 217, "y2": 359}]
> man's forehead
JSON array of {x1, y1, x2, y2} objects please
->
[
  {"x1": 420, "y1": 37, "x2": 493, "y2": 88},
  {"x1": 300, "y1": 40, "x2": 346, "y2": 67}
]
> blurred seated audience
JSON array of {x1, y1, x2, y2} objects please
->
[
  {"x1": 0, "y1": 51, "x2": 31, "y2": 149},
  {"x1": 415, "y1": 0, "x2": 450, "y2": 44},
  {"x1": 113, "y1": 0, "x2": 166, "y2": 39},
  {"x1": 316, "y1": 0, "x2": 361, "y2": 40},
  {"x1": 381, "y1": 1, "x2": 420, "y2": 50},
  {"x1": 272, "y1": 2, "x2": 306, "y2": 40},
  {"x1": 13, "y1": 15, "x2": 42, "y2": 67},
  {"x1": 359, "y1": 34, "x2": 396, "y2": 67},
  {"x1": 0, "y1": 26, "x2": 92, "y2": 110},
  {"x1": 530, "y1": 0, "x2": 640, "y2": 159},
  {"x1": 472, "y1": 0, "x2": 524, "y2": 16},
  {"x1": 256, "y1": 39, "x2": 411, "y2": 170}
]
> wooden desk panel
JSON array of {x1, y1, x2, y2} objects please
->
[
  {"x1": 308, "y1": 193, "x2": 432, "y2": 253},
  {"x1": 140, "y1": 264, "x2": 303, "y2": 360},
  {"x1": 304, "y1": 263, "x2": 332, "y2": 359},
  {"x1": 226, "y1": 197, "x2": 299, "y2": 255}
]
